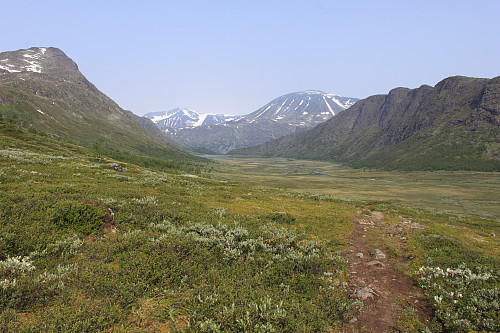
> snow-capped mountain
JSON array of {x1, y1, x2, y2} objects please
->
[
  {"x1": 165, "y1": 91, "x2": 359, "y2": 154},
  {"x1": 144, "y1": 108, "x2": 236, "y2": 130},
  {"x1": 231, "y1": 90, "x2": 357, "y2": 127}
]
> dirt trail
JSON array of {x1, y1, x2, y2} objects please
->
[{"x1": 342, "y1": 211, "x2": 432, "y2": 332}]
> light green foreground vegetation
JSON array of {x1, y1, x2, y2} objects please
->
[
  {"x1": 1, "y1": 119, "x2": 498, "y2": 332},
  {"x1": 210, "y1": 157, "x2": 500, "y2": 220}
]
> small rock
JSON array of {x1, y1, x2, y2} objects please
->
[
  {"x1": 373, "y1": 249, "x2": 386, "y2": 259},
  {"x1": 490, "y1": 233, "x2": 496, "y2": 238},
  {"x1": 355, "y1": 252, "x2": 364, "y2": 258},
  {"x1": 366, "y1": 260, "x2": 385, "y2": 267},
  {"x1": 349, "y1": 317, "x2": 358, "y2": 323},
  {"x1": 352, "y1": 287, "x2": 376, "y2": 300},
  {"x1": 108, "y1": 163, "x2": 123, "y2": 172}
]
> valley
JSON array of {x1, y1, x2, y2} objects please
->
[
  {"x1": 209, "y1": 156, "x2": 500, "y2": 219},
  {"x1": 1, "y1": 120, "x2": 498, "y2": 332},
  {"x1": 1, "y1": 46, "x2": 498, "y2": 332}
]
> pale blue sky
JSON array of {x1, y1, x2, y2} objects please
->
[{"x1": 2, "y1": 0, "x2": 499, "y2": 115}]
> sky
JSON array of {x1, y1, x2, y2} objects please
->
[{"x1": 2, "y1": 0, "x2": 499, "y2": 116}]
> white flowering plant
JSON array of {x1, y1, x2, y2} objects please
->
[{"x1": 416, "y1": 264, "x2": 499, "y2": 332}]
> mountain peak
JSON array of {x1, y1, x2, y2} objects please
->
[
  {"x1": 144, "y1": 108, "x2": 235, "y2": 130},
  {"x1": 159, "y1": 90, "x2": 359, "y2": 153},
  {"x1": 230, "y1": 76, "x2": 499, "y2": 171},
  {"x1": 235, "y1": 90, "x2": 359, "y2": 125},
  {"x1": 0, "y1": 47, "x2": 79, "y2": 78}
]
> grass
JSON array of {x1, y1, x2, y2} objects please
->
[
  {"x1": 209, "y1": 156, "x2": 500, "y2": 220},
  {"x1": 1, "y1": 120, "x2": 498, "y2": 332},
  {"x1": 0, "y1": 120, "x2": 358, "y2": 332}
]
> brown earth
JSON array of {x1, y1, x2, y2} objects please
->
[{"x1": 341, "y1": 211, "x2": 433, "y2": 332}]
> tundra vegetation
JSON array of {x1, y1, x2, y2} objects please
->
[{"x1": 0, "y1": 116, "x2": 498, "y2": 332}]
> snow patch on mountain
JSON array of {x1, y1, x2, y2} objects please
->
[
  {"x1": 323, "y1": 96, "x2": 335, "y2": 115},
  {"x1": 0, "y1": 47, "x2": 47, "y2": 74},
  {"x1": 144, "y1": 108, "x2": 235, "y2": 129}
]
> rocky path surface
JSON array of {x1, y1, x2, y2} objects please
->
[{"x1": 342, "y1": 211, "x2": 432, "y2": 332}]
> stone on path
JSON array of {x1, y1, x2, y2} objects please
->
[
  {"x1": 355, "y1": 252, "x2": 364, "y2": 258},
  {"x1": 352, "y1": 287, "x2": 377, "y2": 300},
  {"x1": 373, "y1": 249, "x2": 386, "y2": 259},
  {"x1": 366, "y1": 260, "x2": 385, "y2": 267}
]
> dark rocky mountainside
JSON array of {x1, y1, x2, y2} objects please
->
[
  {"x1": 167, "y1": 91, "x2": 358, "y2": 154},
  {"x1": 0, "y1": 47, "x2": 201, "y2": 164},
  {"x1": 231, "y1": 76, "x2": 500, "y2": 171}
]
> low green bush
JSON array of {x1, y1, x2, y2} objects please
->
[{"x1": 50, "y1": 201, "x2": 107, "y2": 235}]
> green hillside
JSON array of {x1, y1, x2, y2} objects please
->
[{"x1": 0, "y1": 47, "x2": 204, "y2": 169}]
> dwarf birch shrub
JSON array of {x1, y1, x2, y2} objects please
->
[{"x1": 50, "y1": 201, "x2": 107, "y2": 235}]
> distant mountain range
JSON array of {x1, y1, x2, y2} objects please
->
[
  {"x1": 144, "y1": 108, "x2": 236, "y2": 130},
  {"x1": 231, "y1": 76, "x2": 500, "y2": 171},
  {"x1": 0, "y1": 47, "x2": 202, "y2": 165},
  {"x1": 150, "y1": 91, "x2": 358, "y2": 153}
]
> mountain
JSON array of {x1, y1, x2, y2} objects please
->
[
  {"x1": 163, "y1": 91, "x2": 358, "y2": 154},
  {"x1": 230, "y1": 76, "x2": 500, "y2": 171},
  {"x1": 144, "y1": 108, "x2": 236, "y2": 130},
  {"x1": 127, "y1": 110, "x2": 218, "y2": 154},
  {"x1": 0, "y1": 47, "x2": 203, "y2": 166}
]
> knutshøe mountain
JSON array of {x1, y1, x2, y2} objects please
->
[
  {"x1": 231, "y1": 76, "x2": 500, "y2": 171},
  {"x1": 158, "y1": 91, "x2": 358, "y2": 154},
  {"x1": 0, "y1": 47, "x2": 202, "y2": 164}
]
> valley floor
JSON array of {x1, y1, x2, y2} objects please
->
[{"x1": 209, "y1": 156, "x2": 500, "y2": 220}]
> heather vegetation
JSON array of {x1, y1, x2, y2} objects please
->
[{"x1": 1, "y1": 117, "x2": 498, "y2": 332}]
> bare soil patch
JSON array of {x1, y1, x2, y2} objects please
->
[{"x1": 342, "y1": 211, "x2": 432, "y2": 332}]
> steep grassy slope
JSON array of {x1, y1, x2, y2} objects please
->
[
  {"x1": 0, "y1": 47, "x2": 204, "y2": 167},
  {"x1": 232, "y1": 76, "x2": 500, "y2": 171}
]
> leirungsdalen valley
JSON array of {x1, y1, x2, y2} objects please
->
[{"x1": 0, "y1": 47, "x2": 498, "y2": 332}]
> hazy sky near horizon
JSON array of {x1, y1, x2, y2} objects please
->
[{"x1": 2, "y1": 0, "x2": 499, "y2": 115}]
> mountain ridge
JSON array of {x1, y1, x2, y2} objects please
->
[
  {"x1": 0, "y1": 47, "x2": 204, "y2": 166},
  {"x1": 161, "y1": 91, "x2": 358, "y2": 153},
  {"x1": 144, "y1": 108, "x2": 235, "y2": 129},
  {"x1": 230, "y1": 76, "x2": 500, "y2": 171}
]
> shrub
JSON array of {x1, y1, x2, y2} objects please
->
[
  {"x1": 416, "y1": 264, "x2": 499, "y2": 332},
  {"x1": 50, "y1": 201, "x2": 107, "y2": 235}
]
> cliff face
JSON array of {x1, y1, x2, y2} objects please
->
[{"x1": 231, "y1": 76, "x2": 500, "y2": 171}]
